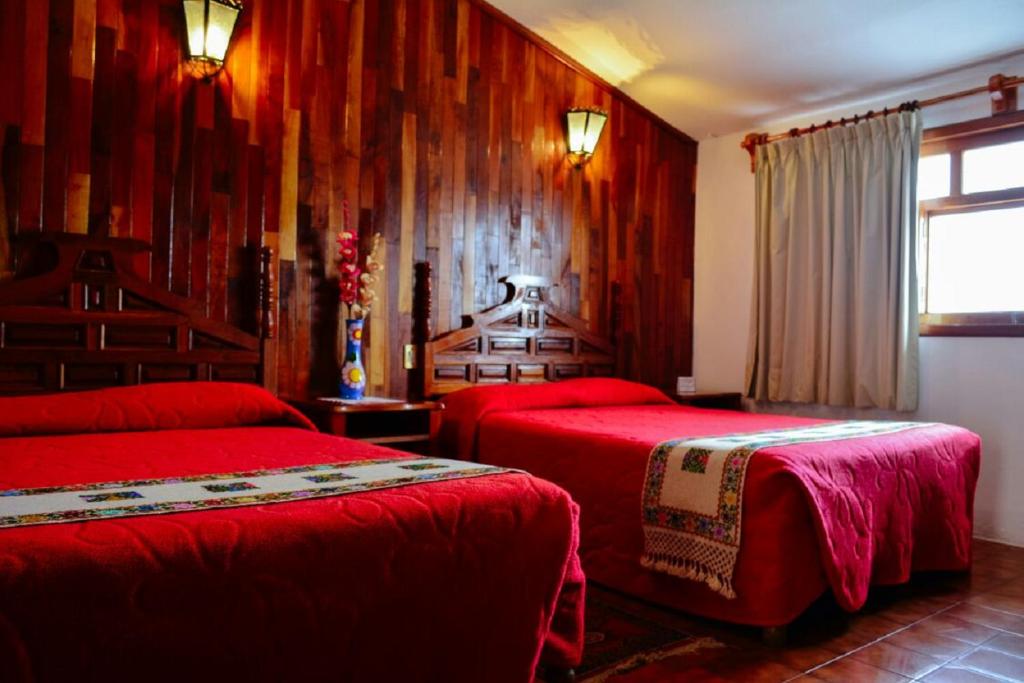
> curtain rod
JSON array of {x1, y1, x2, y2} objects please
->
[{"x1": 740, "y1": 73, "x2": 1023, "y2": 171}]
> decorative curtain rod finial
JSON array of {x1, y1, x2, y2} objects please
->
[{"x1": 741, "y1": 132, "x2": 768, "y2": 172}]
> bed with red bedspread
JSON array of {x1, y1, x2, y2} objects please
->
[
  {"x1": 0, "y1": 382, "x2": 584, "y2": 682},
  {"x1": 439, "y1": 378, "x2": 981, "y2": 628}
]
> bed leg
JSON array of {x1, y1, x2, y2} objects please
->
[
  {"x1": 543, "y1": 667, "x2": 576, "y2": 683},
  {"x1": 762, "y1": 625, "x2": 787, "y2": 647}
]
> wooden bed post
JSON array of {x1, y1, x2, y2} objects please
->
[
  {"x1": 609, "y1": 281, "x2": 623, "y2": 347},
  {"x1": 410, "y1": 261, "x2": 432, "y2": 400},
  {"x1": 259, "y1": 245, "x2": 278, "y2": 392}
]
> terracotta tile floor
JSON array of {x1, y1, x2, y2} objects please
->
[{"x1": 588, "y1": 539, "x2": 1024, "y2": 682}]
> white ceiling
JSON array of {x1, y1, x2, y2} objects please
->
[{"x1": 489, "y1": 0, "x2": 1024, "y2": 139}]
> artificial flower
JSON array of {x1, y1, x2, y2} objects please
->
[{"x1": 336, "y1": 199, "x2": 384, "y2": 320}]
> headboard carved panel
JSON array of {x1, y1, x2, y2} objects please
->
[
  {"x1": 0, "y1": 233, "x2": 276, "y2": 395},
  {"x1": 416, "y1": 265, "x2": 617, "y2": 397}
]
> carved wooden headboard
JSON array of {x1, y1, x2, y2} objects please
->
[
  {"x1": 414, "y1": 263, "x2": 617, "y2": 397},
  {"x1": 0, "y1": 233, "x2": 276, "y2": 395}
]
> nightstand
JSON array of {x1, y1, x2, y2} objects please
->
[
  {"x1": 673, "y1": 392, "x2": 743, "y2": 411},
  {"x1": 291, "y1": 398, "x2": 444, "y2": 455}
]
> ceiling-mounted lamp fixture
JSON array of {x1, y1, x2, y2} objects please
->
[
  {"x1": 182, "y1": 0, "x2": 243, "y2": 80},
  {"x1": 566, "y1": 108, "x2": 608, "y2": 168}
]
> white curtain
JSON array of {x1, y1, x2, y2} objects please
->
[{"x1": 745, "y1": 110, "x2": 922, "y2": 411}]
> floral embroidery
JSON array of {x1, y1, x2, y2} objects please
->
[
  {"x1": 0, "y1": 459, "x2": 406, "y2": 497},
  {"x1": 303, "y1": 472, "x2": 357, "y2": 483},
  {"x1": 202, "y1": 482, "x2": 259, "y2": 493},
  {"x1": 0, "y1": 459, "x2": 516, "y2": 529},
  {"x1": 680, "y1": 448, "x2": 712, "y2": 474},
  {"x1": 80, "y1": 491, "x2": 143, "y2": 503},
  {"x1": 641, "y1": 421, "x2": 928, "y2": 599}
]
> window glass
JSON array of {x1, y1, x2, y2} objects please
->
[
  {"x1": 917, "y1": 154, "x2": 950, "y2": 200},
  {"x1": 926, "y1": 205, "x2": 1024, "y2": 313},
  {"x1": 962, "y1": 140, "x2": 1024, "y2": 194}
]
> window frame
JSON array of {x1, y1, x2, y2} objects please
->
[{"x1": 918, "y1": 110, "x2": 1024, "y2": 337}]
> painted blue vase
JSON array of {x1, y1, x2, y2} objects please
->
[{"x1": 339, "y1": 318, "x2": 367, "y2": 400}]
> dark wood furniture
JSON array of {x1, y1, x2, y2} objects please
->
[
  {"x1": 292, "y1": 398, "x2": 443, "y2": 455},
  {"x1": 415, "y1": 272, "x2": 617, "y2": 397},
  {"x1": 673, "y1": 392, "x2": 743, "y2": 411},
  {"x1": 0, "y1": 233, "x2": 275, "y2": 394}
]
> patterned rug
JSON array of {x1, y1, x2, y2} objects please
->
[{"x1": 556, "y1": 585, "x2": 726, "y2": 682}]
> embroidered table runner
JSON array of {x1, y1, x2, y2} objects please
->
[
  {"x1": 0, "y1": 458, "x2": 513, "y2": 529},
  {"x1": 641, "y1": 420, "x2": 927, "y2": 598}
]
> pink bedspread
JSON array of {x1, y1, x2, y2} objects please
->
[{"x1": 441, "y1": 379, "x2": 982, "y2": 622}]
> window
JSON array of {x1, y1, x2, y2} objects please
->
[{"x1": 917, "y1": 112, "x2": 1024, "y2": 336}]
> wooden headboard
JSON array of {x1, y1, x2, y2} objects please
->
[
  {"x1": 414, "y1": 263, "x2": 617, "y2": 397},
  {"x1": 0, "y1": 233, "x2": 276, "y2": 395}
]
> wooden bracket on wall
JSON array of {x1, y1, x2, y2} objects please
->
[{"x1": 989, "y1": 74, "x2": 1019, "y2": 115}]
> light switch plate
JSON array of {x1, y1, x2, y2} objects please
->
[
  {"x1": 403, "y1": 344, "x2": 417, "y2": 370},
  {"x1": 676, "y1": 376, "x2": 696, "y2": 395}
]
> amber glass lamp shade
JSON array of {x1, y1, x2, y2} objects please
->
[
  {"x1": 566, "y1": 108, "x2": 608, "y2": 168},
  {"x1": 183, "y1": 0, "x2": 242, "y2": 79}
]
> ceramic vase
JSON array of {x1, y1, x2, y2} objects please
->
[{"x1": 339, "y1": 318, "x2": 367, "y2": 400}]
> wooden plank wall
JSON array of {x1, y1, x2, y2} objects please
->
[{"x1": 0, "y1": 0, "x2": 697, "y2": 399}]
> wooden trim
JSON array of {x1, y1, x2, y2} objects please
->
[
  {"x1": 918, "y1": 200, "x2": 1024, "y2": 337},
  {"x1": 294, "y1": 399, "x2": 442, "y2": 414},
  {"x1": 918, "y1": 194, "x2": 1024, "y2": 336},
  {"x1": 917, "y1": 115, "x2": 1024, "y2": 337},
  {"x1": 473, "y1": 0, "x2": 695, "y2": 144},
  {"x1": 922, "y1": 109, "x2": 1024, "y2": 145},
  {"x1": 949, "y1": 149, "x2": 963, "y2": 197},
  {"x1": 923, "y1": 122, "x2": 1024, "y2": 156},
  {"x1": 921, "y1": 188, "x2": 1024, "y2": 212},
  {"x1": 921, "y1": 312, "x2": 1024, "y2": 337}
]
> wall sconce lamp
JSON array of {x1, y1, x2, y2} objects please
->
[
  {"x1": 183, "y1": 0, "x2": 243, "y2": 80},
  {"x1": 566, "y1": 108, "x2": 608, "y2": 168}
]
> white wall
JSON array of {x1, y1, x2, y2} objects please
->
[{"x1": 693, "y1": 54, "x2": 1024, "y2": 546}]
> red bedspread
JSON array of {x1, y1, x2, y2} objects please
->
[
  {"x1": 440, "y1": 379, "x2": 981, "y2": 627},
  {"x1": 0, "y1": 383, "x2": 584, "y2": 682}
]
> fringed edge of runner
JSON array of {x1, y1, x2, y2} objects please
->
[{"x1": 640, "y1": 554, "x2": 737, "y2": 599}]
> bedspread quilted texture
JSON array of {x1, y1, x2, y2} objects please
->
[
  {"x1": 439, "y1": 378, "x2": 674, "y2": 460},
  {"x1": 0, "y1": 382, "x2": 315, "y2": 437},
  {"x1": 0, "y1": 385, "x2": 585, "y2": 682},
  {"x1": 440, "y1": 381, "x2": 981, "y2": 626}
]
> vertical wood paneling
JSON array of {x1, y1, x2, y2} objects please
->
[{"x1": 0, "y1": 0, "x2": 697, "y2": 398}]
